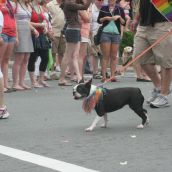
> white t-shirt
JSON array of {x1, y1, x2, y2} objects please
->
[
  {"x1": 0, "y1": 11, "x2": 4, "y2": 27},
  {"x1": 90, "y1": 3, "x2": 101, "y2": 36},
  {"x1": 0, "y1": 10, "x2": 4, "y2": 34}
]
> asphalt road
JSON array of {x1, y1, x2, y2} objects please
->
[{"x1": 0, "y1": 73, "x2": 172, "y2": 172}]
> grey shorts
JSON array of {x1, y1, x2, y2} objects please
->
[
  {"x1": 133, "y1": 22, "x2": 172, "y2": 68},
  {"x1": 65, "y1": 28, "x2": 81, "y2": 43},
  {"x1": 100, "y1": 32, "x2": 121, "y2": 44}
]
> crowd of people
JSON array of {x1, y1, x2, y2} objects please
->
[{"x1": 0, "y1": 0, "x2": 172, "y2": 119}]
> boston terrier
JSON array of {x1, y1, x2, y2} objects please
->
[{"x1": 73, "y1": 79, "x2": 149, "y2": 132}]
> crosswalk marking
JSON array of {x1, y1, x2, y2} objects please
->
[{"x1": 0, "y1": 145, "x2": 99, "y2": 172}]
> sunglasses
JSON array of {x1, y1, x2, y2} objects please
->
[{"x1": 97, "y1": 0, "x2": 103, "y2": 1}]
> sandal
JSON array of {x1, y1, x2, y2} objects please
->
[
  {"x1": 58, "y1": 82, "x2": 72, "y2": 86},
  {"x1": 32, "y1": 82, "x2": 43, "y2": 88},
  {"x1": 12, "y1": 85, "x2": 25, "y2": 91},
  {"x1": 39, "y1": 81, "x2": 50, "y2": 88},
  {"x1": 110, "y1": 77, "x2": 118, "y2": 82},
  {"x1": 93, "y1": 73, "x2": 102, "y2": 79},
  {"x1": 20, "y1": 84, "x2": 32, "y2": 90},
  {"x1": 77, "y1": 79, "x2": 84, "y2": 84},
  {"x1": 106, "y1": 72, "x2": 110, "y2": 78},
  {"x1": 101, "y1": 78, "x2": 107, "y2": 83},
  {"x1": 4, "y1": 87, "x2": 17, "y2": 93}
]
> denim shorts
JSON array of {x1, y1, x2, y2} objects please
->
[
  {"x1": 1, "y1": 34, "x2": 16, "y2": 43},
  {"x1": 65, "y1": 28, "x2": 81, "y2": 43},
  {"x1": 100, "y1": 32, "x2": 121, "y2": 44}
]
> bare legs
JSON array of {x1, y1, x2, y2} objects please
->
[
  {"x1": 1, "y1": 42, "x2": 15, "y2": 90},
  {"x1": 141, "y1": 64, "x2": 172, "y2": 95},
  {"x1": 100, "y1": 42, "x2": 119, "y2": 81},
  {"x1": 59, "y1": 42, "x2": 82, "y2": 84},
  {"x1": 78, "y1": 42, "x2": 88, "y2": 78},
  {"x1": 12, "y1": 53, "x2": 30, "y2": 90}
]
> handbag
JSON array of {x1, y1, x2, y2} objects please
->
[
  {"x1": 94, "y1": 26, "x2": 103, "y2": 46},
  {"x1": 32, "y1": 33, "x2": 51, "y2": 50}
]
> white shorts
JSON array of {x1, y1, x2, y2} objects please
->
[{"x1": 81, "y1": 37, "x2": 90, "y2": 43}]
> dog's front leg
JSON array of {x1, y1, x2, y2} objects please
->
[
  {"x1": 101, "y1": 113, "x2": 108, "y2": 128},
  {"x1": 85, "y1": 115, "x2": 102, "y2": 132}
]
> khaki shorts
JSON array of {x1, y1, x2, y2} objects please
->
[
  {"x1": 52, "y1": 35, "x2": 66, "y2": 56},
  {"x1": 133, "y1": 22, "x2": 172, "y2": 68}
]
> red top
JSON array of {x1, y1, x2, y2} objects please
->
[
  {"x1": 31, "y1": 10, "x2": 45, "y2": 33},
  {"x1": 0, "y1": 4, "x2": 16, "y2": 37}
]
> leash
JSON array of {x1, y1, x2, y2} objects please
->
[{"x1": 97, "y1": 28, "x2": 172, "y2": 87}]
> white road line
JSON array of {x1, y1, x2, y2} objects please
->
[{"x1": 0, "y1": 145, "x2": 99, "y2": 172}]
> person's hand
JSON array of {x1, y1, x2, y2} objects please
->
[
  {"x1": 0, "y1": 37, "x2": 4, "y2": 46},
  {"x1": 40, "y1": 22, "x2": 46, "y2": 28},
  {"x1": 15, "y1": 37, "x2": 19, "y2": 46},
  {"x1": 130, "y1": 19, "x2": 139, "y2": 32},
  {"x1": 43, "y1": 27, "x2": 48, "y2": 34},
  {"x1": 47, "y1": 31, "x2": 55, "y2": 41},
  {"x1": 33, "y1": 29, "x2": 39, "y2": 38}
]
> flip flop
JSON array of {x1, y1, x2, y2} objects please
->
[
  {"x1": 12, "y1": 86, "x2": 25, "y2": 91},
  {"x1": 39, "y1": 81, "x2": 50, "y2": 88},
  {"x1": 58, "y1": 82, "x2": 72, "y2": 86},
  {"x1": 4, "y1": 88, "x2": 17, "y2": 93}
]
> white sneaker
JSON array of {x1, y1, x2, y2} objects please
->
[
  {"x1": 0, "y1": 107, "x2": 10, "y2": 119},
  {"x1": 150, "y1": 94, "x2": 170, "y2": 108},
  {"x1": 147, "y1": 88, "x2": 160, "y2": 104}
]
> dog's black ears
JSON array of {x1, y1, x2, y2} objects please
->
[{"x1": 85, "y1": 78, "x2": 92, "y2": 88}]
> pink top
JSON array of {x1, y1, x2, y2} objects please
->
[{"x1": 80, "y1": 10, "x2": 91, "y2": 38}]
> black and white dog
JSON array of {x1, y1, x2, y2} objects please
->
[{"x1": 73, "y1": 79, "x2": 149, "y2": 131}]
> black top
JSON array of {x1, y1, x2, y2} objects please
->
[
  {"x1": 97, "y1": 5, "x2": 126, "y2": 34},
  {"x1": 139, "y1": 0, "x2": 167, "y2": 26}
]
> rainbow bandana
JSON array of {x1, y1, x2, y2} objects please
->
[
  {"x1": 82, "y1": 87, "x2": 106, "y2": 113},
  {"x1": 151, "y1": 0, "x2": 172, "y2": 22}
]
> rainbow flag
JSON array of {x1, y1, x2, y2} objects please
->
[{"x1": 152, "y1": 0, "x2": 172, "y2": 22}]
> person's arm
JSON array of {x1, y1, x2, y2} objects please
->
[
  {"x1": 66, "y1": 0, "x2": 92, "y2": 11},
  {"x1": 0, "y1": 26, "x2": 3, "y2": 46},
  {"x1": 30, "y1": 23, "x2": 39, "y2": 37},
  {"x1": 114, "y1": 7, "x2": 126, "y2": 26},
  {"x1": 130, "y1": 11, "x2": 140, "y2": 32},
  {"x1": 97, "y1": 7, "x2": 112, "y2": 24},
  {"x1": 79, "y1": 10, "x2": 90, "y2": 23}
]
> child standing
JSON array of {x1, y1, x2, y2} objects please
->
[{"x1": 119, "y1": 0, "x2": 131, "y2": 30}]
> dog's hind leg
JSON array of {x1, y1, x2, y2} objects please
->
[
  {"x1": 85, "y1": 115, "x2": 102, "y2": 132},
  {"x1": 130, "y1": 106, "x2": 149, "y2": 129},
  {"x1": 101, "y1": 113, "x2": 108, "y2": 128},
  {"x1": 135, "y1": 109, "x2": 149, "y2": 129}
]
